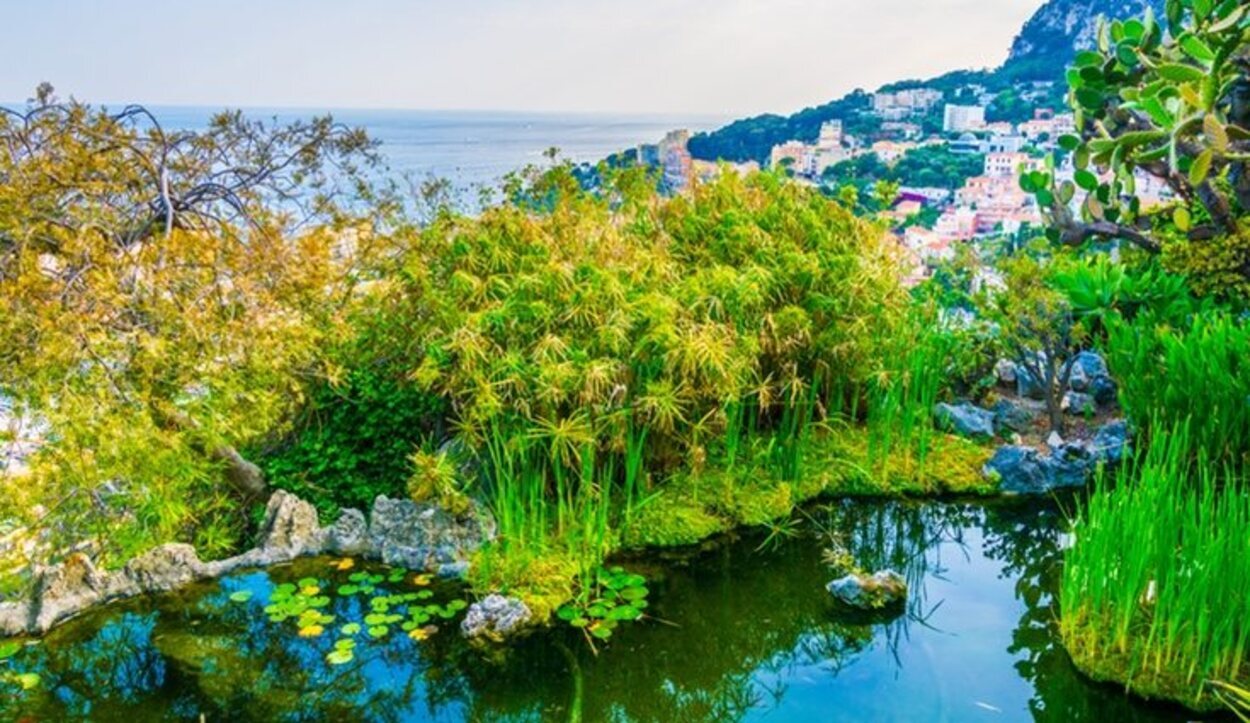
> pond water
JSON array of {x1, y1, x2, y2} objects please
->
[{"x1": 0, "y1": 499, "x2": 1204, "y2": 722}]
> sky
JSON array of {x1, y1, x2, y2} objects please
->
[{"x1": 3, "y1": 0, "x2": 1044, "y2": 117}]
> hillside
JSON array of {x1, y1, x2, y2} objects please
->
[{"x1": 688, "y1": 0, "x2": 1164, "y2": 164}]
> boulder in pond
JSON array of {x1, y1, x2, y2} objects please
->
[
  {"x1": 369, "y1": 496, "x2": 495, "y2": 575},
  {"x1": 934, "y1": 402, "x2": 995, "y2": 440},
  {"x1": 826, "y1": 570, "x2": 907, "y2": 609},
  {"x1": 1045, "y1": 442, "x2": 1096, "y2": 489},
  {"x1": 461, "y1": 594, "x2": 532, "y2": 640}
]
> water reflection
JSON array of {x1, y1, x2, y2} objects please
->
[{"x1": 0, "y1": 500, "x2": 1197, "y2": 722}]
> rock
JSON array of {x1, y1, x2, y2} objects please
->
[
  {"x1": 992, "y1": 399, "x2": 1034, "y2": 435},
  {"x1": 986, "y1": 440, "x2": 1099, "y2": 494},
  {"x1": 1062, "y1": 391, "x2": 1095, "y2": 416},
  {"x1": 933, "y1": 402, "x2": 996, "y2": 440},
  {"x1": 461, "y1": 594, "x2": 532, "y2": 640},
  {"x1": 826, "y1": 570, "x2": 907, "y2": 609},
  {"x1": 30, "y1": 553, "x2": 110, "y2": 631},
  {"x1": 256, "y1": 490, "x2": 324, "y2": 557},
  {"x1": 994, "y1": 359, "x2": 1018, "y2": 385},
  {"x1": 984, "y1": 446, "x2": 1050, "y2": 494},
  {"x1": 0, "y1": 601, "x2": 29, "y2": 636},
  {"x1": 369, "y1": 496, "x2": 495, "y2": 572},
  {"x1": 1047, "y1": 431, "x2": 1065, "y2": 449},
  {"x1": 1091, "y1": 419, "x2": 1130, "y2": 464},
  {"x1": 1045, "y1": 441, "x2": 1096, "y2": 489},
  {"x1": 1015, "y1": 364, "x2": 1047, "y2": 400},
  {"x1": 120, "y1": 543, "x2": 208, "y2": 595},
  {"x1": 1090, "y1": 375, "x2": 1118, "y2": 406},
  {"x1": 1069, "y1": 351, "x2": 1109, "y2": 392},
  {"x1": 325, "y1": 508, "x2": 370, "y2": 556}
]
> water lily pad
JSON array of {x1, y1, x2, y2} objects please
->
[
  {"x1": 337, "y1": 585, "x2": 360, "y2": 596},
  {"x1": 340, "y1": 623, "x2": 362, "y2": 636},
  {"x1": 16, "y1": 672, "x2": 40, "y2": 690},
  {"x1": 298, "y1": 624, "x2": 325, "y2": 638},
  {"x1": 364, "y1": 613, "x2": 388, "y2": 627},
  {"x1": 297, "y1": 577, "x2": 319, "y2": 589},
  {"x1": 412, "y1": 574, "x2": 433, "y2": 586},
  {"x1": 326, "y1": 649, "x2": 354, "y2": 665},
  {"x1": 447, "y1": 599, "x2": 468, "y2": 612},
  {"x1": 334, "y1": 638, "x2": 357, "y2": 651},
  {"x1": 348, "y1": 571, "x2": 369, "y2": 583},
  {"x1": 228, "y1": 590, "x2": 254, "y2": 603},
  {"x1": 620, "y1": 586, "x2": 648, "y2": 601},
  {"x1": 367, "y1": 625, "x2": 389, "y2": 639},
  {"x1": 334, "y1": 558, "x2": 355, "y2": 571},
  {"x1": 0, "y1": 641, "x2": 21, "y2": 660}
]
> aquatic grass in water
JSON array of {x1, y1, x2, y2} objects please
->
[{"x1": 1060, "y1": 425, "x2": 1250, "y2": 710}]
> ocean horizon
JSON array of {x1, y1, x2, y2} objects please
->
[{"x1": 11, "y1": 103, "x2": 729, "y2": 193}]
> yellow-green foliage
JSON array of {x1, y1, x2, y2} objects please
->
[
  {"x1": 1161, "y1": 221, "x2": 1250, "y2": 302},
  {"x1": 373, "y1": 166, "x2": 906, "y2": 473}
]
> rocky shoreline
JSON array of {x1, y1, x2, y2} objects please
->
[{"x1": 0, "y1": 490, "x2": 502, "y2": 638}]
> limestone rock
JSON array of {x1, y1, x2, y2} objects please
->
[
  {"x1": 30, "y1": 553, "x2": 110, "y2": 631},
  {"x1": 325, "y1": 508, "x2": 370, "y2": 556},
  {"x1": 257, "y1": 490, "x2": 323, "y2": 557},
  {"x1": 121, "y1": 543, "x2": 208, "y2": 594},
  {"x1": 369, "y1": 496, "x2": 494, "y2": 572},
  {"x1": 460, "y1": 594, "x2": 532, "y2": 640},
  {"x1": 827, "y1": 570, "x2": 907, "y2": 609}
]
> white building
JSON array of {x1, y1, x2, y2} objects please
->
[{"x1": 944, "y1": 105, "x2": 987, "y2": 133}]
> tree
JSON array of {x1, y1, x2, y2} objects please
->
[
  {"x1": 1022, "y1": 0, "x2": 1250, "y2": 299},
  {"x1": 0, "y1": 88, "x2": 390, "y2": 566},
  {"x1": 980, "y1": 249, "x2": 1081, "y2": 435}
]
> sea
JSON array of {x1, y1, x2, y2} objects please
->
[{"x1": 141, "y1": 106, "x2": 728, "y2": 200}]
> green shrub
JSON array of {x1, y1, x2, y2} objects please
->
[{"x1": 257, "y1": 367, "x2": 447, "y2": 518}]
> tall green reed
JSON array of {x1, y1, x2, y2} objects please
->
[{"x1": 1061, "y1": 422, "x2": 1250, "y2": 704}]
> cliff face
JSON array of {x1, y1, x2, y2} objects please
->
[{"x1": 1003, "y1": 0, "x2": 1165, "y2": 78}]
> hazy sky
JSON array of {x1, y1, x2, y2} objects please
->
[{"x1": 4, "y1": 0, "x2": 1043, "y2": 116}]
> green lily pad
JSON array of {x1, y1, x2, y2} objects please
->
[
  {"x1": 367, "y1": 625, "x2": 389, "y2": 639},
  {"x1": 326, "y1": 649, "x2": 354, "y2": 665},
  {"x1": 228, "y1": 590, "x2": 254, "y2": 603},
  {"x1": 337, "y1": 585, "x2": 360, "y2": 596},
  {"x1": 333, "y1": 638, "x2": 357, "y2": 651},
  {"x1": 0, "y1": 641, "x2": 20, "y2": 661},
  {"x1": 340, "y1": 623, "x2": 362, "y2": 635}
]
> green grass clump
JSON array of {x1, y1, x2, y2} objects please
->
[
  {"x1": 1105, "y1": 310, "x2": 1249, "y2": 467},
  {"x1": 1060, "y1": 425, "x2": 1250, "y2": 712}
]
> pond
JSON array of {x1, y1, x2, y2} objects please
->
[{"x1": 0, "y1": 499, "x2": 1204, "y2": 722}]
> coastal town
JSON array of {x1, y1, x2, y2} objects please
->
[{"x1": 638, "y1": 85, "x2": 1175, "y2": 283}]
